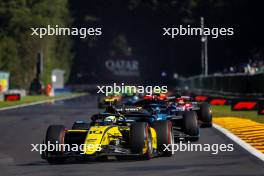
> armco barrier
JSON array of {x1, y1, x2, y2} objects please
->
[
  {"x1": 209, "y1": 98, "x2": 228, "y2": 105},
  {"x1": 193, "y1": 94, "x2": 229, "y2": 105},
  {"x1": 193, "y1": 93, "x2": 264, "y2": 113},
  {"x1": 231, "y1": 99, "x2": 258, "y2": 111},
  {"x1": 4, "y1": 94, "x2": 21, "y2": 101},
  {"x1": 184, "y1": 73, "x2": 264, "y2": 95}
]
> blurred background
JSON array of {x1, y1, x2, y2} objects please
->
[{"x1": 0, "y1": 0, "x2": 263, "y2": 93}]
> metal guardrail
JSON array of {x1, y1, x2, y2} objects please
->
[{"x1": 182, "y1": 73, "x2": 264, "y2": 96}]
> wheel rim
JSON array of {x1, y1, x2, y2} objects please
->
[
  {"x1": 209, "y1": 107, "x2": 212, "y2": 114},
  {"x1": 147, "y1": 132, "x2": 153, "y2": 155},
  {"x1": 171, "y1": 129, "x2": 174, "y2": 145},
  {"x1": 168, "y1": 127, "x2": 174, "y2": 155}
]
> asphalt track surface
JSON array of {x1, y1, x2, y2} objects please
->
[{"x1": 0, "y1": 95, "x2": 263, "y2": 176}]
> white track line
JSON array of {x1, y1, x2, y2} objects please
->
[
  {"x1": 0, "y1": 94, "x2": 85, "y2": 111},
  {"x1": 213, "y1": 123, "x2": 264, "y2": 162}
]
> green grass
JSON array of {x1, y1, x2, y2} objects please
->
[
  {"x1": 0, "y1": 93, "x2": 85, "y2": 108},
  {"x1": 213, "y1": 105, "x2": 264, "y2": 123}
]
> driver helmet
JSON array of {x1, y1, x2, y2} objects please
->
[{"x1": 104, "y1": 115, "x2": 116, "y2": 123}]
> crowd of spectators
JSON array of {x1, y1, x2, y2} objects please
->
[
  {"x1": 223, "y1": 59, "x2": 264, "y2": 75},
  {"x1": 222, "y1": 50, "x2": 264, "y2": 75}
]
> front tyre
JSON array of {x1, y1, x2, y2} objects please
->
[
  {"x1": 130, "y1": 122, "x2": 153, "y2": 160},
  {"x1": 183, "y1": 111, "x2": 199, "y2": 141},
  {"x1": 198, "y1": 103, "x2": 212, "y2": 127},
  {"x1": 152, "y1": 121, "x2": 174, "y2": 157},
  {"x1": 45, "y1": 125, "x2": 66, "y2": 164}
]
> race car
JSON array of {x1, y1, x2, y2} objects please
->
[
  {"x1": 41, "y1": 112, "x2": 173, "y2": 164},
  {"x1": 142, "y1": 93, "x2": 168, "y2": 101},
  {"x1": 120, "y1": 93, "x2": 140, "y2": 105},
  {"x1": 132, "y1": 99, "x2": 199, "y2": 141},
  {"x1": 97, "y1": 93, "x2": 122, "y2": 108},
  {"x1": 169, "y1": 95, "x2": 212, "y2": 127}
]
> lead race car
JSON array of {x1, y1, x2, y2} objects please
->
[{"x1": 41, "y1": 111, "x2": 174, "y2": 164}]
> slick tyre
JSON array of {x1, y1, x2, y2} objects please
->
[
  {"x1": 198, "y1": 103, "x2": 212, "y2": 127},
  {"x1": 183, "y1": 111, "x2": 199, "y2": 141},
  {"x1": 152, "y1": 121, "x2": 174, "y2": 157},
  {"x1": 130, "y1": 122, "x2": 153, "y2": 160},
  {"x1": 45, "y1": 125, "x2": 66, "y2": 164}
]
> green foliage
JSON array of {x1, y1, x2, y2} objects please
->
[{"x1": 0, "y1": 0, "x2": 72, "y2": 88}]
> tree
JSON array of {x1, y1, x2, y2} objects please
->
[{"x1": 0, "y1": 0, "x2": 73, "y2": 88}]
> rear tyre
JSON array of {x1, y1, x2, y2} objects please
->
[
  {"x1": 152, "y1": 121, "x2": 174, "y2": 157},
  {"x1": 183, "y1": 111, "x2": 199, "y2": 141},
  {"x1": 198, "y1": 103, "x2": 212, "y2": 127},
  {"x1": 45, "y1": 125, "x2": 66, "y2": 164},
  {"x1": 130, "y1": 122, "x2": 153, "y2": 160}
]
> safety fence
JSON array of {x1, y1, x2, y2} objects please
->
[{"x1": 183, "y1": 73, "x2": 264, "y2": 95}]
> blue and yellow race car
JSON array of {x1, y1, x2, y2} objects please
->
[{"x1": 41, "y1": 112, "x2": 173, "y2": 164}]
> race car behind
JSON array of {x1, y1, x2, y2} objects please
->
[{"x1": 169, "y1": 95, "x2": 212, "y2": 127}]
